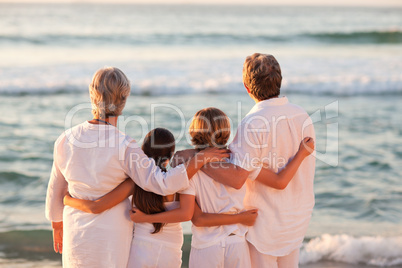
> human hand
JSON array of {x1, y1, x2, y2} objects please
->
[
  {"x1": 129, "y1": 208, "x2": 148, "y2": 223},
  {"x1": 198, "y1": 147, "x2": 230, "y2": 164},
  {"x1": 171, "y1": 149, "x2": 198, "y2": 168},
  {"x1": 238, "y1": 209, "x2": 258, "y2": 226},
  {"x1": 51, "y1": 221, "x2": 63, "y2": 254},
  {"x1": 63, "y1": 192, "x2": 72, "y2": 206},
  {"x1": 298, "y1": 137, "x2": 315, "y2": 158}
]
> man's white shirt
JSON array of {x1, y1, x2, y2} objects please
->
[{"x1": 230, "y1": 96, "x2": 316, "y2": 256}]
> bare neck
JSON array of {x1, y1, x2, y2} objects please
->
[
  {"x1": 251, "y1": 94, "x2": 279, "y2": 103},
  {"x1": 89, "y1": 116, "x2": 118, "y2": 127}
]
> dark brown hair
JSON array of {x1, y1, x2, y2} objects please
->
[
  {"x1": 132, "y1": 128, "x2": 175, "y2": 234},
  {"x1": 189, "y1": 107, "x2": 230, "y2": 149},
  {"x1": 243, "y1": 53, "x2": 282, "y2": 101}
]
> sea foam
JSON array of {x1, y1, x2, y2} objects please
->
[
  {"x1": 300, "y1": 234, "x2": 402, "y2": 267},
  {"x1": 0, "y1": 63, "x2": 401, "y2": 96}
]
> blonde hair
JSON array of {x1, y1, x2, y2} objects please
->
[
  {"x1": 189, "y1": 107, "x2": 230, "y2": 149},
  {"x1": 243, "y1": 53, "x2": 282, "y2": 101},
  {"x1": 89, "y1": 67, "x2": 131, "y2": 119}
]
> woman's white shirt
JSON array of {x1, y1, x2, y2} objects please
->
[{"x1": 45, "y1": 121, "x2": 189, "y2": 222}]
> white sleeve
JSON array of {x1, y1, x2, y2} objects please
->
[
  {"x1": 45, "y1": 139, "x2": 68, "y2": 222},
  {"x1": 302, "y1": 116, "x2": 316, "y2": 181},
  {"x1": 179, "y1": 177, "x2": 196, "y2": 196},
  {"x1": 122, "y1": 141, "x2": 189, "y2": 196},
  {"x1": 229, "y1": 119, "x2": 263, "y2": 181}
]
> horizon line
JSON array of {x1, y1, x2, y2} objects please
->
[
  {"x1": 0, "y1": 1, "x2": 402, "y2": 8},
  {"x1": 1, "y1": 1, "x2": 402, "y2": 7}
]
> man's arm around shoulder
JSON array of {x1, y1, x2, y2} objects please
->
[{"x1": 201, "y1": 162, "x2": 249, "y2": 189}]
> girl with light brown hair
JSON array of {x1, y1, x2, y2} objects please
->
[{"x1": 131, "y1": 106, "x2": 314, "y2": 268}]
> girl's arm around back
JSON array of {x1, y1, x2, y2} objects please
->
[
  {"x1": 63, "y1": 178, "x2": 134, "y2": 214},
  {"x1": 191, "y1": 203, "x2": 258, "y2": 227},
  {"x1": 129, "y1": 194, "x2": 195, "y2": 223}
]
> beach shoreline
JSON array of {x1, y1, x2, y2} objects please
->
[{"x1": 0, "y1": 231, "x2": 399, "y2": 268}]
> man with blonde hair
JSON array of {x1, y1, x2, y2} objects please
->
[{"x1": 203, "y1": 53, "x2": 316, "y2": 267}]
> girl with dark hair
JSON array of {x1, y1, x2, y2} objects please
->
[
  {"x1": 132, "y1": 128, "x2": 176, "y2": 235},
  {"x1": 128, "y1": 128, "x2": 186, "y2": 267}
]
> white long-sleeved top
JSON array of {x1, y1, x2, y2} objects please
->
[
  {"x1": 230, "y1": 96, "x2": 316, "y2": 256},
  {"x1": 45, "y1": 121, "x2": 189, "y2": 268}
]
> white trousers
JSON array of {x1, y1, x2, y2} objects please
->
[
  {"x1": 248, "y1": 241, "x2": 300, "y2": 268},
  {"x1": 127, "y1": 236, "x2": 182, "y2": 268},
  {"x1": 189, "y1": 235, "x2": 251, "y2": 268}
]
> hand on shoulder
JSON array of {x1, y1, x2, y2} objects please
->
[
  {"x1": 170, "y1": 149, "x2": 198, "y2": 168},
  {"x1": 198, "y1": 147, "x2": 230, "y2": 164},
  {"x1": 298, "y1": 137, "x2": 315, "y2": 158}
]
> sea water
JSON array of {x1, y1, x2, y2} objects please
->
[{"x1": 0, "y1": 4, "x2": 401, "y2": 267}]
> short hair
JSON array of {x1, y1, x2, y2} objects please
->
[
  {"x1": 189, "y1": 107, "x2": 230, "y2": 149},
  {"x1": 243, "y1": 53, "x2": 282, "y2": 101},
  {"x1": 89, "y1": 67, "x2": 131, "y2": 119}
]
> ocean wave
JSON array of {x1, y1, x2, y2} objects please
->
[
  {"x1": 0, "y1": 171, "x2": 39, "y2": 184},
  {"x1": 0, "y1": 32, "x2": 282, "y2": 46},
  {"x1": 1, "y1": 29, "x2": 401, "y2": 46},
  {"x1": 303, "y1": 29, "x2": 402, "y2": 44},
  {"x1": 300, "y1": 234, "x2": 402, "y2": 267},
  {"x1": 0, "y1": 56, "x2": 401, "y2": 97},
  {"x1": 0, "y1": 79, "x2": 401, "y2": 97},
  {"x1": 0, "y1": 85, "x2": 83, "y2": 96},
  {"x1": 0, "y1": 230, "x2": 57, "y2": 261}
]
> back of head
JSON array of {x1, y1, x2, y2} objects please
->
[
  {"x1": 189, "y1": 107, "x2": 230, "y2": 149},
  {"x1": 141, "y1": 128, "x2": 176, "y2": 169},
  {"x1": 133, "y1": 128, "x2": 176, "y2": 234},
  {"x1": 243, "y1": 53, "x2": 282, "y2": 101},
  {"x1": 89, "y1": 67, "x2": 131, "y2": 119}
]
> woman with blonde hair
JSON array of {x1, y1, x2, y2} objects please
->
[{"x1": 45, "y1": 67, "x2": 229, "y2": 268}]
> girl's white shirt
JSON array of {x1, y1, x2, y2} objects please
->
[
  {"x1": 133, "y1": 199, "x2": 183, "y2": 249},
  {"x1": 180, "y1": 169, "x2": 248, "y2": 249}
]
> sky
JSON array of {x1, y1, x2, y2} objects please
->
[{"x1": 1, "y1": 0, "x2": 402, "y2": 6}]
